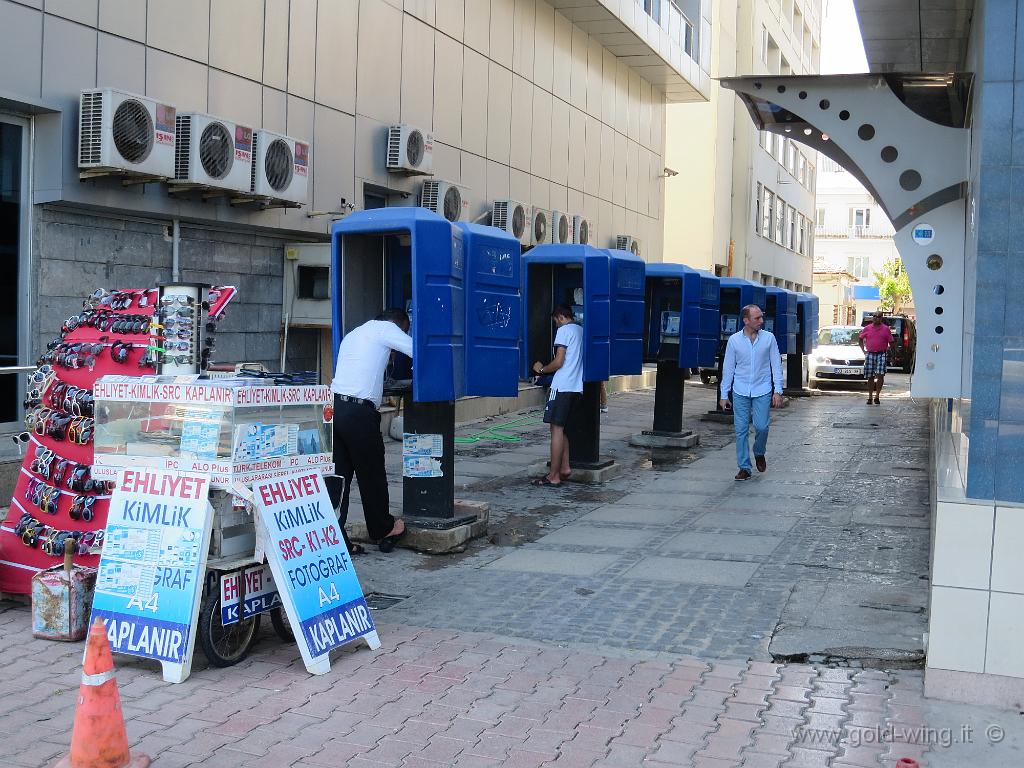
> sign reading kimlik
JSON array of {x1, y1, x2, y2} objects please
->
[
  {"x1": 253, "y1": 471, "x2": 379, "y2": 675},
  {"x1": 91, "y1": 468, "x2": 213, "y2": 683}
]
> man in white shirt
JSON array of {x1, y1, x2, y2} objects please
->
[
  {"x1": 719, "y1": 304, "x2": 784, "y2": 480},
  {"x1": 531, "y1": 304, "x2": 584, "y2": 487},
  {"x1": 327, "y1": 309, "x2": 413, "y2": 552}
]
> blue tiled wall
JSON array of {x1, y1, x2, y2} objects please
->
[{"x1": 966, "y1": 0, "x2": 1024, "y2": 502}]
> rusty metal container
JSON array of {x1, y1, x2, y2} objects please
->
[{"x1": 31, "y1": 541, "x2": 98, "y2": 641}]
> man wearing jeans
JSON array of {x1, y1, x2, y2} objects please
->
[{"x1": 719, "y1": 304, "x2": 784, "y2": 480}]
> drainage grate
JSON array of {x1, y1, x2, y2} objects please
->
[
  {"x1": 832, "y1": 422, "x2": 880, "y2": 429},
  {"x1": 364, "y1": 592, "x2": 410, "y2": 611}
]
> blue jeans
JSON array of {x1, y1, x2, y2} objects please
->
[{"x1": 732, "y1": 393, "x2": 772, "y2": 471}]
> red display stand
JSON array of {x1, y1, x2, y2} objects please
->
[{"x1": 0, "y1": 286, "x2": 236, "y2": 594}]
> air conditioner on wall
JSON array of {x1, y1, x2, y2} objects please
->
[
  {"x1": 573, "y1": 215, "x2": 593, "y2": 245},
  {"x1": 78, "y1": 88, "x2": 176, "y2": 178},
  {"x1": 251, "y1": 129, "x2": 309, "y2": 205},
  {"x1": 615, "y1": 235, "x2": 641, "y2": 257},
  {"x1": 172, "y1": 113, "x2": 254, "y2": 193},
  {"x1": 531, "y1": 208, "x2": 550, "y2": 245},
  {"x1": 492, "y1": 199, "x2": 529, "y2": 245},
  {"x1": 386, "y1": 123, "x2": 433, "y2": 175},
  {"x1": 550, "y1": 211, "x2": 572, "y2": 244},
  {"x1": 421, "y1": 179, "x2": 469, "y2": 222}
]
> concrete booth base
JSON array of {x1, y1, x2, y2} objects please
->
[
  {"x1": 349, "y1": 500, "x2": 490, "y2": 555},
  {"x1": 526, "y1": 457, "x2": 626, "y2": 484},
  {"x1": 629, "y1": 429, "x2": 700, "y2": 449}
]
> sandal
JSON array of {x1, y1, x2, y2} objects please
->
[
  {"x1": 347, "y1": 542, "x2": 366, "y2": 556},
  {"x1": 531, "y1": 476, "x2": 561, "y2": 487},
  {"x1": 379, "y1": 520, "x2": 406, "y2": 553}
]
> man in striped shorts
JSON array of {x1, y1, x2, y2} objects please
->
[{"x1": 859, "y1": 312, "x2": 895, "y2": 405}]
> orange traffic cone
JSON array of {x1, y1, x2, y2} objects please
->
[{"x1": 53, "y1": 619, "x2": 151, "y2": 768}]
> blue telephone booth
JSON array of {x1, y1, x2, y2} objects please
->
[
  {"x1": 523, "y1": 244, "x2": 612, "y2": 468},
  {"x1": 714, "y1": 278, "x2": 768, "y2": 408},
  {"x1": 641, "y1": 264, "x2": 719, "y2": 440},
  {"x1": 786, "y1": 292, "x2": 820, "y2": 394},
  {"x1": 331, "y1": 207, "x2": 465, "y2": 403},
  {"x1": 331, "y1": 207, "x2": 471, "y2": 524},
  {"x1": 764, "y1": 286, "x2": 798, "y2": 354},
  {"x1": 606, "y1": 249, "x2": 645, "y2": 376},
  {"x1": 457, "y1": 222, "x2": 522, "y2": 398}
]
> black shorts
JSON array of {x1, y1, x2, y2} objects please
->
[{"x1": 543, "y1": 390, "x2": 581, "y2": 426}]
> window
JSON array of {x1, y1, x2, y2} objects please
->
[
  {"x1": 847, "y1": 255, "x2": 870, "y2": 279},
  {"x1": 797, "y1": 153, "x2": 806, "y2": 185},
  {"x1": 761, "y1": 273, "x2": 773, "y2": 286},
  {"x1": 786, "y1": 141, "x2": 797, "y2": 175},
  {"x1": 775, "y1": 197, "x2": 786, "y2": 245},
  {"x1": 787, "y1": 205, "x2": 796, "y2": 250},
  {"x1": 785, "y1": 280, "x2": 794, "y2": 290},
  {"x1": 774, "y1": 277, "x2": 785, "y2": 288},
  {"x1": 798, "y1": 215, "x2": 807, "y2": 254},
  {"x1": 806, "y1": 161, "x2": 815, "y2": 190},
  {"x1": 714, "y1": 264, "x2": 727, "y2": 277},
  {"x1": 754, "y1": 182, "x2": 763, "y2": 235},
  {"x1": 760, "y1": 25, "x2": 769, "y2": 62},
  {"x1": 764, "y1": 189, "x2": 775, "y2": 240},
  {"x1": 752, "y1": 271, "x2": 761, "y2": 283},
  {"x1": 774, "y1": 134, "x2": 785, "y2": 163},
  {"x1": 815, "y1": 207, "x2": 825, "y2": 228},
  {"x1": 849, "y1": 207, "x2": 871, "y2": 235}
]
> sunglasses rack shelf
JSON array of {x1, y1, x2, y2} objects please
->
[{"x1": 0, "y1": 284, "x2": 236, "y2": 596}]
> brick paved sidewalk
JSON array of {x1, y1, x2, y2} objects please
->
[{"x1": 0, "y1": 606, "x2": 992, "y2": 768}]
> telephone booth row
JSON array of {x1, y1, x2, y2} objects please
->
[{"x1": 787, "y1": 292, "x2": 821, "y2": 394}]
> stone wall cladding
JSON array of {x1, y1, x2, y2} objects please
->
[{"x1": 32, "y1": 205, "x2": 311, "y2": 371}]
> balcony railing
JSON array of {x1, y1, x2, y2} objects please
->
[{"x1": 815, "y1": 224, "x2": 893, "y2": 239}]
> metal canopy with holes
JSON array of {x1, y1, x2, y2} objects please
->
[{"x1": 721, "y1": 73, "x2": 971, "y2": 398}]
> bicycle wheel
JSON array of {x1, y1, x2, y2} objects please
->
[
  {"x1": 270, "y1": 606, "x2": 295, "y2": 642},
  {"x1": 198, "y1": 589, "x2": 261, "y2": 667}
]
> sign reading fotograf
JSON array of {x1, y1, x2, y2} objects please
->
[
  {"x1": 253, "y1": 471, "x2": 379, "y2": 674},
  {"x1": 91, "y1": 468, "x2": 213, "y2": 684}
]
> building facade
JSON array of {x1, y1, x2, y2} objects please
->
[
  {"x1": 813, "y1": 156, "x2": 906, "y2": 318},
  {"x1": 809, "y1": 260, "x2": 855, "y2": 326},
  {"x1": 662, "y1": 0, "x2": 820, "y2": 290},
  {"x1": 0, "y1": 0, "x2": 711, "y2": 441}
]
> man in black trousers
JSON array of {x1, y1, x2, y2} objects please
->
[{"x1": 326, "y1": 309, "x2": 412, "y2": 553}]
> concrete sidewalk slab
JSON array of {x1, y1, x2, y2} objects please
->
[
  {"x1": 622, "y1": 556, "x2": 761, "y2": 586},
  {"x1": 660, "y1": 531, "x2": 785, "y2": 556},
  {"x1": 483, "y1": 550, "x2": 620, "y2": 576},
  {"x1": 695, "y1": 511, "x2": 800, "y2": 533}
]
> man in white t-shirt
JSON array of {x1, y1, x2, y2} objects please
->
[
  {"x1": 531, "y1": 304, "x2": 584, "y2": 487},
  {"x1": 327, "y1": 309, "x2": 413, "y2": 553}
]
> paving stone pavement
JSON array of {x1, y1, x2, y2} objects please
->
[{"x1": 1, "y1": 375, "x2": 1023, "y2": 766}]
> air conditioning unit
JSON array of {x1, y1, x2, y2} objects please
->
[
  {"x1": 78, "y1": 88, "x2": 176, "y2": 178},
  {"x1": 573, "y1": 215, "x2": 593, "y2": 245},
  {"x1": 531, "y1": 208, "x2": 550, "y2": 245},
  {"x1": 386, "y1": 124, "x2": 433, "y2": 175},
  {"x1": 616, "y1": 235, "x2": 641, "y2": 257},
  {"x1": 421, "y1": 179, "x2": 469, "y2": 222},
  {"x1": 550, "y1": 211, "x2": 572, "y2": 244},
  {"x1": 172, "y1": 112, "x2": 253, "y2": 192},
  {"x1": 492, "y1": 199, "x2": 529, "y2": 244},
  {"x1": 251, "y1": 129, "x2": 309, "y2": 205}
]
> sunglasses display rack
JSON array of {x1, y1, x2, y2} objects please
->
[
  {"x1": 0, "y1": 284, "x2": 237, "y2": 596},
  {"x1": 152, "y1": 283, "x2": 212, "y2": 376}
]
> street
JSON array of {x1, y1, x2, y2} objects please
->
[{"x1": 0, "y1": 375, "x2": 1020, "y2": 767}]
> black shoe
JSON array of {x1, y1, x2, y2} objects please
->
[
  {"x1": 379, "y1": 521, "x2": 407, "y2": 553},
  {"x1": 735, "y1": 469, "x2": 751, "y2": 481},
  {"x1": 755, "y1": 455, "x2": 766, "y2": 473}
]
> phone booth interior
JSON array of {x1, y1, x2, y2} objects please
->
[
  {"x1": 523, "y1": 244, "x2": 611, "y2": 468},
  {"x1": 331, "y1": 207, "x2": 467, "y2": 525},
  {"x1": 716, "y1": 278, "x2": 767, "y2": 404},
  {"x1": 642, "y1": 264, "x2": 707, "y2": 435}
]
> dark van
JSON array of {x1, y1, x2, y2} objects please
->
[{"x1": 860, "y1": 312, "x2": 916, "y2": 373}]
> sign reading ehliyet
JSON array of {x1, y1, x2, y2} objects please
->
[
  {"x1": 91, "y1": 468, "x2": 213, "y2": 684},
  {"x1": 253, "y1": 471, "x2": 379, "y2": 674}
]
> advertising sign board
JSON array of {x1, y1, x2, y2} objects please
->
[
  {"x1": 252, "y1": 471, "x2": 379, "y2": 675},
  {"x1": 90, "y1": 468, "x2": 213, "y2": 683}
]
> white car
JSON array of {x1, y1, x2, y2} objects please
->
[{"x1": 807, "y1": 325, "x2": 868, "y2": 389}]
